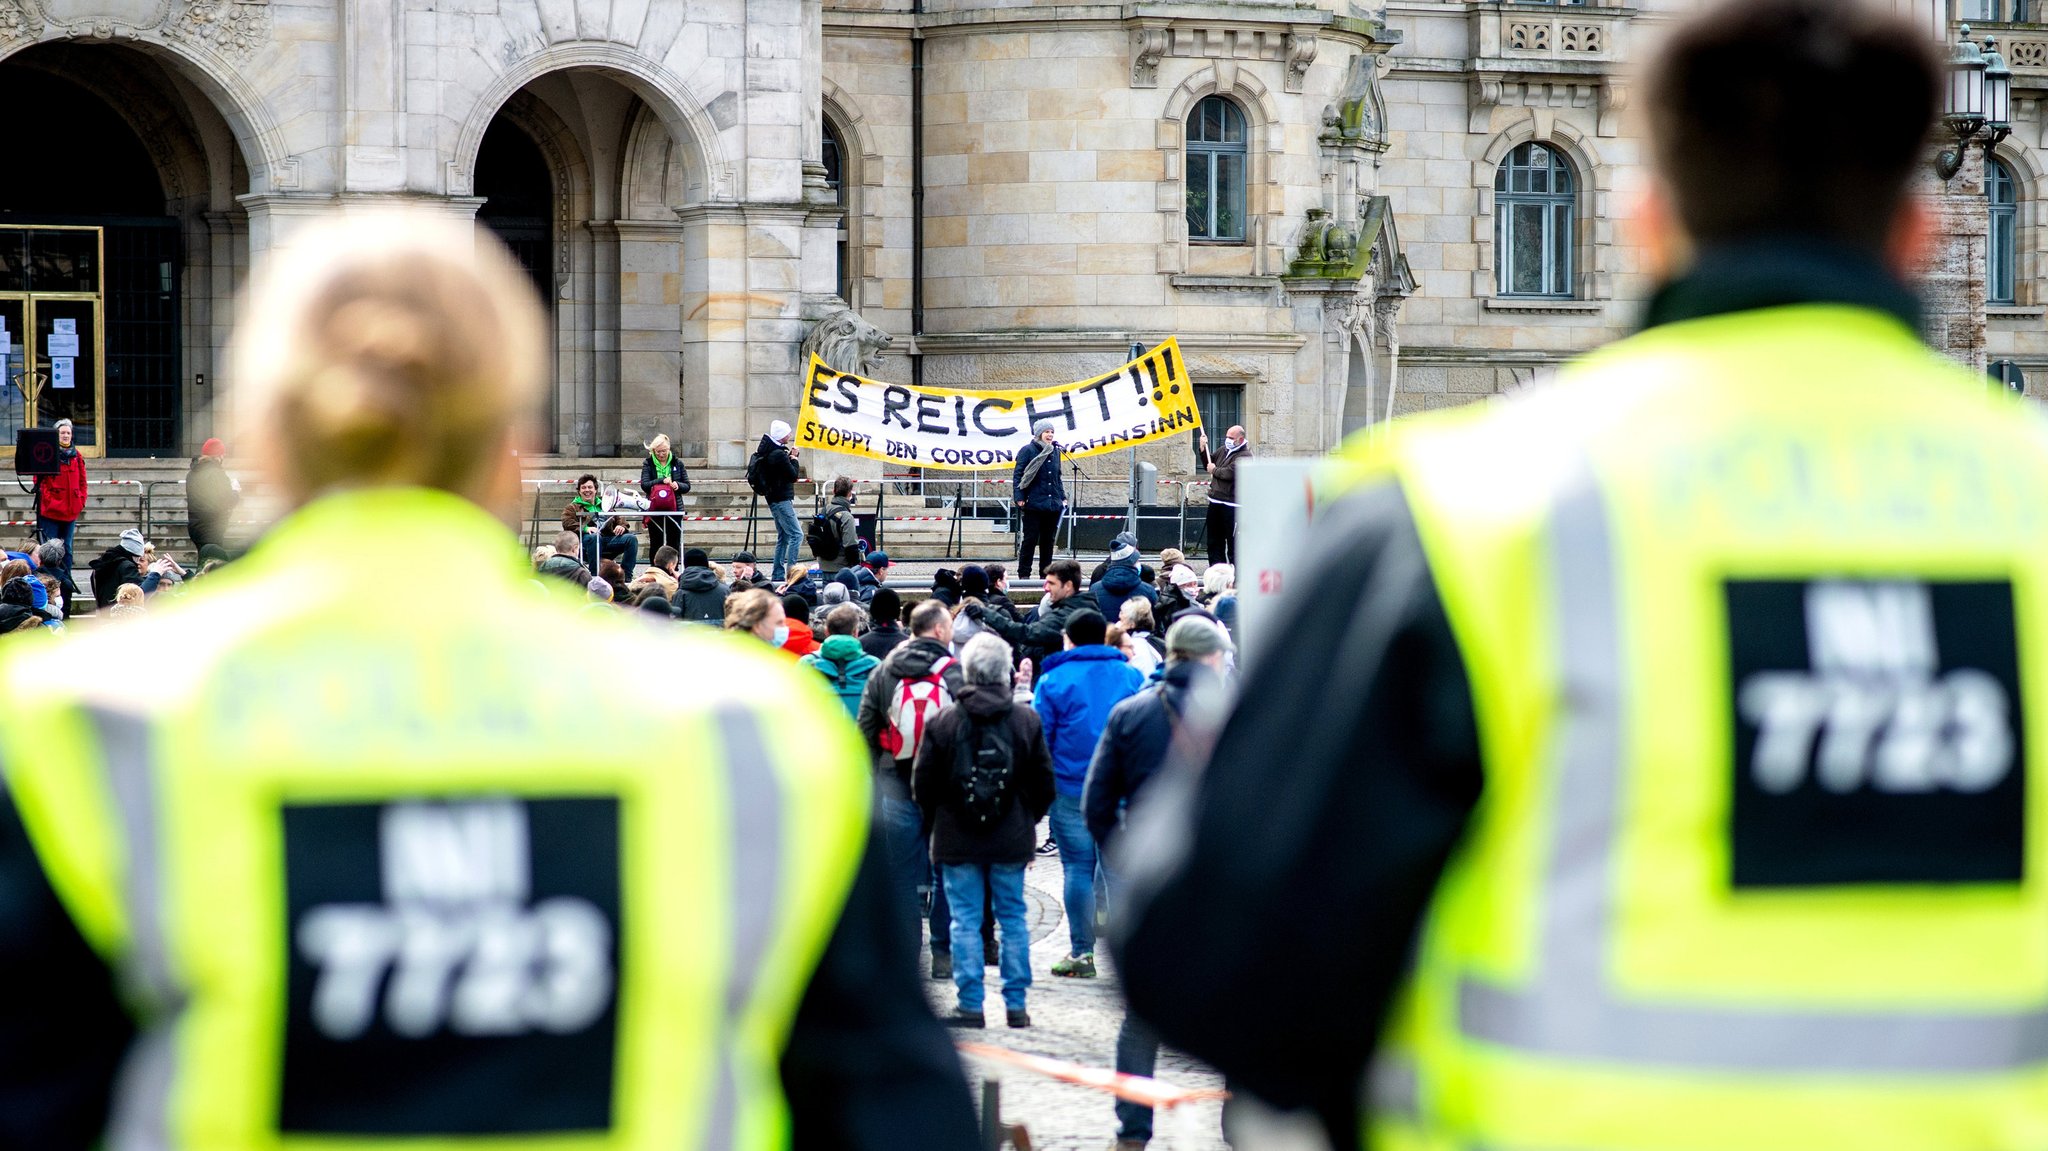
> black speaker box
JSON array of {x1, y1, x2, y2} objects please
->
[{"x1": 14, "y1": 428, "x2": 59, "y2": 476}]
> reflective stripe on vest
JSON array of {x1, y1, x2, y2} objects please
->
[{"x1": 1453, "y1": 458, "x2": 2048, "y2": 1074}]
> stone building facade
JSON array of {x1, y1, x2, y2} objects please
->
[{"x1": 0, "y1": 0, "x2": 2029, "y2": 474}]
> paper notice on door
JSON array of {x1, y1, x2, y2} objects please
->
[
  {"x1": 51, "y1": 357, "x2": 75, "y2": 389},
  {"x1": 53, "y1": 318, "x2": 75, "y2": 335},
  {"x1": 0, "y1": 332, "x2": 10, "y2": 356},
  {"x1": 46, "y1": 333, "x2": 79, "y2": 357}
]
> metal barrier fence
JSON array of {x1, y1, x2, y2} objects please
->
[{"x1": 885, "y1": 463, "x2": 1216, "y2": 561}]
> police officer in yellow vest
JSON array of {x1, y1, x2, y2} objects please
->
[
  {"x1": 0, "y1": 213, "x2": 978, "y2": 1149},
  {"x1": 1117, "y1": 2, "x2": 2048, "y2": 1148}
]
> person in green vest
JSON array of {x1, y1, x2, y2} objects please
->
[
  {"x1": 0, "y1": 209, "x2": 975, "y2": 1150},
  {"x1": 1117, "y1": 4, "x2": 2048, "y2": 1150}
]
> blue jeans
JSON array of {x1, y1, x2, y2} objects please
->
[
  {"x1": 879, "y1": 790, "x2": 947, "y2": 959},
  {"x1": 940, "y1": 862, "x2": 1031, "y2": 1012},
  {"x1": 1048, "y1": 794, "x2": 1098, "y2": 957},
  {"x1": 36, "y1": 516, "x2": 75, "y2": 594},
  {"x1": 581, "y1": 529, "x2": 639, "y2": 580},
  {"x1": 769, "y1": 499, "x2": 801, "y2": 580},
  {"x1": 1115, "y1": 1012, "x2": 1161, "y2": 1141}
]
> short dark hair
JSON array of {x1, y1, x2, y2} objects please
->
[
  {"x1": 1046, "y1": 559, "x2": 1082, "y2": 590},
  {"x1": 909, "y1": 598, "x2": 952, "y2": 637},
  {"x1": 1064, "y1": 609, "x2": 1107, "y2": 648},
  {"x1": 652, "y1": 546, "x2": 680, "y2": 571},
  {"x1": 782, "y1": 594, "x2": 811, "y2": 622},
  {"x1": 575, "y1": 473, "x2": 600, "y2": 490},
  {"x1": 1646, "y1": 0, "x2": 1938, "y2": 253},
  {"x1": 870, "y1": 585, "x2": 902, "y2": 624},
  {"x1": 832, "y1": 475, "x2": 854, "y2": 498},
  {"x1": 985, "y1": 563, "x2": 1008, "y2": 587}
]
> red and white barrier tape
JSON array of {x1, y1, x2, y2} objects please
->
[{"x1": 956, "y1": 1043, "x2": 1229, "y2": 1110}]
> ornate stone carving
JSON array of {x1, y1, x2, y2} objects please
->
[
  {"x1": 1131, "y1": 26, "x2": 1169, "y2": 88},
  {"x1": 1560, "y1": 23, "x2": 1602, "y2": 53},
  {"x1": 1321, "y1": 53, "x2": 1386, "y2": 149},
  {"x1": 1507, "y1": 21, "x2": 1549, "y2": 51},
  {"x1": 1284, "y1": 32, "x2": 1317, "y2": 94},
  {"x1": 801, "y1": 306, "x2": 894, "y2": 376},
  {"x1": 165, "y1": 0, "x2": 268, "y2": 60},
  {"x1": 2007, "y1": 37, "x2": 2048, "y2": 69},
  {"x1": 0, "y1": 0, "x2": 42, "y2": 40}
]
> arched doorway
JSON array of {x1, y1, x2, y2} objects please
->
[
  {"x1": 0, "y1": 43, "x2": 249, "y2": 459},
  {"x1": 475, "y1": 118, "x2": 557, "y2": 450}
]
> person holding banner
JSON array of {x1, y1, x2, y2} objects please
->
[
  {"x1": 1012, "y1": 421, "x2": 1067, "y2": 578},
  {"x1": 1197, "y1": 426, "x2": 1249, "y2": 569}
]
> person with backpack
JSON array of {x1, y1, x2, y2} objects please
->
[
  {"x1": 638, "y1": 433, "x2": 693, "y2": 555},
  {"x1": 808, "y1": 476, "x2": 863, "y2": 573},
  {"x1": 857, "y1": 599, "x2": 968, "y2": 971},
  {"x1": 912, "y1": 631, "x2": 1054, "y2": 1029},
  {"x1": 1092, "y1": 531, "x2": 1158, "y2": 624},
  {"x1": 802, "y1": 603, "x2": 880, "y2": 716},
  {"x1": 748, "y1": 420, "x2": 804, "y2": 580}
]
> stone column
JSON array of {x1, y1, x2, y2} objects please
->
[
  {"x1": 342, "y1": 0, "x2": 407, "y2": 193},
  {"x1": 614, "y1": 220, "x2": 687, "y2": 452},
  {"x1": 1916, "y1": 146, "x2": 1989, "y2": 373}
]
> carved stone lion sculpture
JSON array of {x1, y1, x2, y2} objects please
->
[{"x1": 801, "y1": 307, "x2": 894, "y2": 376}]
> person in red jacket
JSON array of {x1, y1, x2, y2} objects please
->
[{"x1": 33, "y1": 418, "x2": 86, "y2": 601}]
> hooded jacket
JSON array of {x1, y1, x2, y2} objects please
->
[
  {"x1": 35, "y1": 448, "x2": 87, "y2": 523},
  {"x1": 671, "y1": 566, "x2": 729, "y2": 623},
  {"x1": 1082, "y1": 659, "x2": 1214, "y2": 846},
  {"x1": 1032, "y1": 644, "x2": 1146, "y2": 797},
  {"x1": 975, "y1": 590, "x2": 1088, "y2": 668},
  {"x1": 186, "y1": 455, "x2": 239, "y2": 544},
  {"x1": 751, "y1": 435, "x2": 801, "y2": 504},
  {"x1": 801, "y1": 634, "x2": 881, "y2": 717},
  {"x1": 856, "y1": 636, "x2": 969, "y2": 785},
  {"x1": 780, "y1": 616, "x2": 818, "y2": 659},
  {"x1": 538, "y1": 552, "x2": 593, "y2": 588},
  {"x1": 88, "y1": 546, "x2": 144, "y2": 608},
  {"x1": 1092, "y1": 560, "x2": 1158, "y2": 623},
  {"x1": 860, "y1": 621, "x2": 908, "y2": 661},
  {"x1": 817, "y1": 495, "x2": 861, "y2": 573},
  {"x1": 912, "y1": 684, "x2": 1055, "y2": 865}
]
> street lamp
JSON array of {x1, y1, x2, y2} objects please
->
[
  {"x1": 1984, "y1": 35, "x2": 2013, "y2": 145},
  {"x1": 1936, "y1": 26, "x2": 1990, "y2": 180}
]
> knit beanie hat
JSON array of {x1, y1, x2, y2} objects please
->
[
  {"x1": 1165, "y1": 615, "x2": 1233, "y2": 659},
  {"x1": 684, "y1": 548, "x2": 710, "y2": 569},
  {"x1": 960, "y1": 565, "x2": 989, "y2": 599},
  {"x1": 120, "y1": 528, "x2": 147, "y2": 556},
  {"x1": 1109, "y1": 532, "x2": 1139, "y2": 564}
]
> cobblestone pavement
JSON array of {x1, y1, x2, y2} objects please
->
[{"x1": 922, "y1": 838, "x2": 1230, "y2": 1151}]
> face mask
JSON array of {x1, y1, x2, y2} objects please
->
[
  {"x1": 1226, "y1": 436, "x2": 1242, "y2": 451},
  {"x1": 771, "y1": 625, "x2": 790, "y2": 647}
]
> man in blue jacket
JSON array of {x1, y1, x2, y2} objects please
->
[
  {"x1": 1012, "y1": 420, "x2": 1066, "y2": 578},
  {"x1": 1032, "y1": 609, "x2": 1143, "y2": 977},
  {"x1": 1083, "y1": 615, "x2": 1233, "y2": 1149}
]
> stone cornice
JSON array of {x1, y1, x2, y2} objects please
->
[{"x1": 914, "y1": 329, "x2": 1306, "y2": 354}]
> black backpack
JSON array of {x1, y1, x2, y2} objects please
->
[
  {"x1": 806, "y1": 507, "x2": 846, "y2": 559},
  {"x1": 951, "y1": 712, "x2": 1017, "y2": 828},
  {"x1": 745, "y1": 451, "x2": 768, "y2": 496}
]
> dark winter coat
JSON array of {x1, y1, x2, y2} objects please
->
[
  {"x1": 186, "y1": 456, "x2": 239, "y2": 546},
  {"x1": 912, "y1": 684, "x2": 1054, "y2": 865},
  {"x1": 88, "y1": 546, "x2": 143, "y2": 608},
  {"x1": 1091, "y1": 561, "x2": 1158, "y2": 624},
  {"x1": 750, "y1": 435, "x2": 801, "y2": 504},
  {"x1": 856, "y1": 636, "x2": 968, "y2": 785},
  {"x1": 638, "y1": 453, "x2": 693, "y2": 495},
  {"x1": 975, "y1": 591, "x2": 1089, "y2": 669},
  {"x1": 860, "y1": 622, "x2": 909, "y2": 661},
  {"x1": 1012, "y1": 439, "x2": 1065, "y2": 511},
  {"x1": 1205, "y1": 439, "x2": 1249, "y2": 505},
  {"x1": 671, "y1": 566, "x2": 729, "y2": 623},
  {"x1": 1082, "y1": 660, "x2": 1213, "y2": 847},
  {"x1": 538, "y1": 553, "x2": 593, "y2": 588}
]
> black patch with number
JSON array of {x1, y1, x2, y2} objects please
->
[
  {"x1": 279, "y1": 797, "x2": 622, "y2": 1135},
  {"x1": 1726, "y1": 579, "x2": 2025, "y2": 888}
]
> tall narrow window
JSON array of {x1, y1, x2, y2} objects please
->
[
  {"x1": 1186, "y1": 96, "x2": 1248, "y2": 243},
  {"x1": 822, "y1": 123, "x2": 851, "y2": 301},
  {"x1": 1494, "y1": 143, "x2": 1577, "y2": 298},
  {"x1": 1988, "y1": 157, "x2": 2017, "y2": 306}
]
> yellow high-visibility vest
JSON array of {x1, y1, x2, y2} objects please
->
[
  {"x1": 0, "y1": 486, "x2": 872, "y2": 1150},
  {"x1": 1346, "y1": 306, "x2": 2048, "y2": 1151}
]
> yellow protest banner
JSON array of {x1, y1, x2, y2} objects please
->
[{"x1": 794, "y1": 338, "x2": 1203, "y2": 470}]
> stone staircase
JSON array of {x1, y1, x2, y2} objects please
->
[{"x1": 3, "y1": 455, "x2": 1019, "y2": 566}]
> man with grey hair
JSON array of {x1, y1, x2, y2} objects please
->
[
  {"x1": 1083, "y1": 613, "x2": 1232, "y2": 1148},
  {"x1": 1011, "y1": 419, "x2": 1067, "y2": 578},
  {"x1": 912, "y1": 631, "x2": 1054, "y2": 1028}
]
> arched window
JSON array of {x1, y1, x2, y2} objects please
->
[
  {"x1": 1988, "y1": 157, "x2": 2017, "y2": 306},
  {"x1": 1494, "y1": 143, "x2": 1576, "y2": 298},
  {"x1": 821, "y1": 121, "x2": 851, "y2": 301},
  {"x1": 1186, "y1": 96, "x2": 1248, "y2": 243}
]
